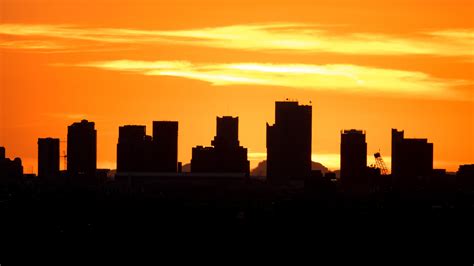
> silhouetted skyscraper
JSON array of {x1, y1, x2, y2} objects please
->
[
  {"x1": 116, "y1": 121, "x2": 178, "y2": 173},
  {"x1": 212, "y1": 116, "x2": 239, "y2": 148},
  {"x1": 67, "y1": 120, "x2": 97, "y2": 176},
  {"x1": 117, "y1": 125, "x2": 151, "y2": 172},
  {"x1": 192, "y1": 146, "x2": 216, "y2": 172},
  {"x1": 340, "y1": 129, "x2": 367, "y2": 182},
  {"x1": 391, "y1": 129, "x2": 433, "y2": 177},
  {"x1": 153, "y1": 121, "x2": 178, "y2": 172},
  {"x1": 267, "y1": 101, "x2": 312, "y2": 182},
  {"x1": 38, "y1": 138, "x2": 60, "y2": 178},
  {"x1": 0, "y1": 146, "x2": 23, "y2": 178},
  {"x1": 191, "y1": 116, "x2": 249, "y2": 174}
]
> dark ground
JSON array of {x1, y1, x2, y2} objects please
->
[{"x1": 1, "y1": 175, "x2": 474, "y2": 255}]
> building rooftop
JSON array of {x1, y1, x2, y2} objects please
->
[{"x1": 342, "y1": 129, "x2": 366, "y2": 134}]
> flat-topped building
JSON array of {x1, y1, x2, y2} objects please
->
[
  {"x1": 191, "y1": 116, "x2": 249, "y2": 174},
  {"x1": 267, "y1": 101, "x2": 312, "y2": 182},
  {"x1": 38, "y1": 138, "x2": 60, "y2": 178},
  {"x1": 391, "y1": 129, "x2": 433, "y2": 177},
  {"x1": 67, "y1": 120, "x2": 97, "y2": 176},
  {"x1": 340, "y1": 129, "x2": 367, "y2": 182}
]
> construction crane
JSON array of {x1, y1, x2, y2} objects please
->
[
  {"x1": 373, "y1": 152, "x2": 389, "y2": 175},
  {"x1": 60, "y1": 140, "x2": 67, "y2": 171}
]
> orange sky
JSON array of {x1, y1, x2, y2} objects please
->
[{"x1": 1, "y1": 0, "x2": 473, "y2": 173}]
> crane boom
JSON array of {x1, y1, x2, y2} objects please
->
[{"x1": 374, "y1": 152, "x2": 389, "y2": 175}]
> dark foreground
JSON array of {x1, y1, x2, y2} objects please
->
[{"x1": 2, "y1": 175, "x2": 474, "y2": 248}]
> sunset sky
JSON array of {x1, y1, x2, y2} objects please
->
[{"x1": 1, "y1": 0, "x2": 473, "y2": 173}]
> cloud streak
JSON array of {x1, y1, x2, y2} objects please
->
[
  {"x1": 75, "y1": 59, "x2": 468, "y2": 100},
  {"x1": 1, "y1": 23, "x2": 473, "y2": 57},
  {"x1": 0, "y1": 40, "x2": 67, "y2": 50}
]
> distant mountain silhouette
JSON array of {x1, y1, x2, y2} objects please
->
[
  {"x1": 182, "y1": 163, "x2": 191, "y2": 173},
  {"x1": 311, "y1": 162, "x2": 330, "y2": 173},
  {"x1": 251, "y1": 160, "x2": 329, "y2": 177},
  {"x1": 183, "y1": 161, "x2": 330, "y2": 176}
]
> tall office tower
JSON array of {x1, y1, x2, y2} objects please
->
[
  {"x1": 67, "y1": 119, "x2": 97, "y2": 176},
  {"x1": 212, "y1": 116, "x2": 239, "y2": 148},
  {"x1": 153, "y1": 121, "x2": 179, "y2": 172},
  {"x1": 117, "y1": 125, "x2": 150, "y2": 172},
  {"x1": 340, "y1": 129, "x2": 367, "y2": 182},
  {"x1": 38, "y1": 138, "x2": 60, "y2": 178},
  {"x1": 191, "y1": 116, "x2": 249, "y2": 174},
  {"x1": 391, "y1": 129, "x2": 433, "y2": 177},
  {"x1": 266, "y1": 101, "x2": 312, "y2": 182}
]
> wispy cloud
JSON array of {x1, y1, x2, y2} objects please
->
[
  {"x1": 0, "y1": 40, "x2": 67, "y2": 50},
  {"x1": 248, "y1": 152, "x2": 267, "y2": 160},
  {"x1": 45, "y1": 112, "x2": 88, "y2": 120},
  {"x1": 1, "y1": 23, "x2": 473, "y2": 56},
  {"x1": 427, "y1": 29, "x2": 474, "y2": 42},
  {"x1": 153, "y1": 24, "x2": 474, "y2": 56},
  {"x1": 74, "y1": 59, "x2": 469, "y2": 100}
]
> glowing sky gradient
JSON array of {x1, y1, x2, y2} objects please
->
[{"x1": 1, "y1": 0, "x2": 473, "y2": 173}]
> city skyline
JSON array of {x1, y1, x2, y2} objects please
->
[
  {"x1": 0, "y1": 101, "x2": 470, "y2": 174},
  {"x1": 2, "y1": 1, "x2": 474, "y2": 242},
  {"x1": 0, "y1": 101, "x2": 459, "y2": 178},
  {"x1": 1, "y1": 0, "x2": 473, "y2": 173}
]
